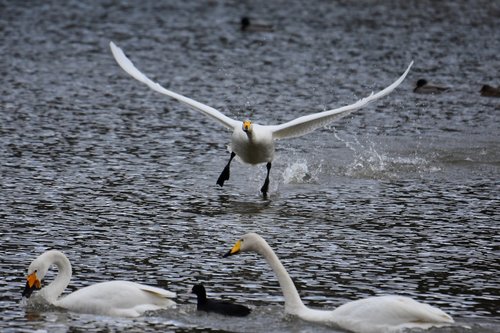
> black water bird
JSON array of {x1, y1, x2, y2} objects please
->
[
  {"x1": 191, "y1": 284, "x2": 251, "y2": 317},
  {"x1": 413, "y1": 79, "x2": 449, "y2": 94},
  {"x1": 240, "y1": 17, "x2": 274, "y2": 32},
  {"x1": 480, "y1": 84, "x2": 500, "y2": 97}
]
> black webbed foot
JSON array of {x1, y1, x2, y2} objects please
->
[
  {"x1": 260, "y1": 162, "x2": 272, "y2": 198},
  {"x1": 217, "y1": 152, "x2": 236, "y2": 187},
  {"x1": 217, "y1": 166, "x2": 230, "y2": 187}
]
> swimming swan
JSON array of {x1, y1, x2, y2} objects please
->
[
  {"x1": 223, "y1": 233, "x2": 454, "y2": 333},
  {"x1": 22, "y1": 250, "x2": 176, "y2": 317},
  {"x1": 110, "y1": 41, "x2": 413, "y2": 197}
]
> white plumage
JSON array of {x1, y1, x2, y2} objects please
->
[
  {"x1": 22, "y1": 250, "x2": 176, "y2": 317},
  {"x1": 110, "y1": 41, "x2": 413, "y2": 196},
  {"x1": 224, "y1": 233, "x2": 454, "y2": 333}
]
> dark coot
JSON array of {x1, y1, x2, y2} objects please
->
[
  {"x1": 480, "y1": 84, "x2": 500, "y2": 97},
  {"x1": 413, "y1": 79, "x2": 450, "y2": 94},
  {"x1": 191, "y1": 283, "x2": 251, "y2": 317}
]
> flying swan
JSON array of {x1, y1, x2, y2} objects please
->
[
  {"x1": 110, "y1": 41, "x2": 413, "y2": 197},
  {"x1": 22, "y1": 250, "x2": 176, "y2": 317},
  {"x1": 223, "y1": 233, "x2": 454, "y2": 333}
]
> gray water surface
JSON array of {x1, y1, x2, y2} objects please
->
[{"x1": 1, "y1": 0, "x2": 499, "y2": 332}]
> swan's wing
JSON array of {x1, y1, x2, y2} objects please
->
[
  {"x1": 137, "y1": 283, "x2": 177, "y2": 299},
  {"x1": 333, "y1": 295, "x2": 453, "y2": 328},
  {"x1": 110, "y1": 41, "x2": 240, "y2": 130},
  {"x1": 268, "y1": 61, "x2": 413, "y2": 140},
  {"x1": 55, "y1": 281, "x2": 176, "y2": 317}
]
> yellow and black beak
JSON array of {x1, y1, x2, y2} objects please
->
[
  {"x1": 242, "y1": 120, "x2": 252, "y2": 132},
  {"x1": 223, "y1": 239, "x2": 242, "y2": 258},
  {"x1": 22, "y1": 271, "x2": 41, "y2": 298}
]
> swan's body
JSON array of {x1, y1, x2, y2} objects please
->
[
  {"x1": 22, "y1": 250, "x2": 176, "y2": 317},
  {"x1": 223, "y1": 233, "x2": 454, "y2": 333},
  {"x1": 110, "y1": 41, "x2": 413, "y2": 197}
]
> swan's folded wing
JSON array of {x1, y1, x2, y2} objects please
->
[
  {"x1": 268, "y1": 61, "x2": 413, "y2": 140},
  {"x1": 55, "y1": 281, "x2": 176, "y2": 317},
  {"x1": 333, "y1": 295, "x2": 453, "y2": 327},
  {"x1": 110, "y1": 41, "x2": 240, "y2": 130},
  {"x1": 139, "y1": 284, "x2": 177, "y2": 299}
]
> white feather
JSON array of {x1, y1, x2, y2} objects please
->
[
  {"x1": 226, "y1": 233, "x2": 454, "y2": 333},
  {"x1": 24, "y1": 250, "x2": 176, "y2": 317},
  {"x1": 110, "y1": 41, "x2": 412, "y2": 194}
]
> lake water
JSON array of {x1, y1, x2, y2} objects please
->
[{"x1": 1, "y1": 0, "x2": 499, "y2": 332}]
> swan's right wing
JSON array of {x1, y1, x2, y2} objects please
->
[
  {"x1": 56, "y1": 281, "x2": 176, "y2": 317},
  {"x1": 138, "y1": 284, "x2": 177, "y2": 299},
  {"x1": 333, "y1": 295, "x2": 453, "y2": 329},
  {"x1": 110, "y1": 42, "x2": 239, "y2": 130},
  {"x1": 268, "y1": 61, "x2": 413, "y2": 140}
]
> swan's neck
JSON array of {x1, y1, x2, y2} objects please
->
[
  {"x1": 257, "y1": 242, "x2": 306, "y2": 314},
  {"x1": 245, "y1": 130, "x2": 253, "y2": 141},
  {"x1": 40, "y1": 251, "x2": 72, "y2": 303}
]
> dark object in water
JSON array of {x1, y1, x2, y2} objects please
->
[
  {"x1": 240, "y1": 17, "x2": 274, "y2": 32},
  {"x1": 480, "y1": 84, "x2": 500, "y2": 97},
  {"x1": 191, "y1": 283, "x2": 251, "y2": 317},
  {"x1": 413, "y1": 79, "x2": 449, "y2": 94}
]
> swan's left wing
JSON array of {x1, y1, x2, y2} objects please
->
[
  {"x1": 268, "y1": 61, "x2": 413, "y2": 140},
  {"x1": 110, "y1": 42, "x2": 240, "y2": 130}
]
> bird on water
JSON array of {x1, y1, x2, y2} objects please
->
[
  {"x1": 22, "y1": 250, "x2": 176, "y2": 317},
  {"x1": 223, "y1": 233, "x2": 454, "y2": 333},
  {"x1": 110, "y1": 41, "x2": 413, "y2": 197},
  {"x1": 191, "y1": 283, "x2": 251, "y2": 317}
]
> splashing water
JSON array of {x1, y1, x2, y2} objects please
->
[
  {"x1": 282, "y1": 160, "x2": 317, "y2": 184},
  {"x1": 334, "y1": 132, "x2": 438, "y2": 179}
]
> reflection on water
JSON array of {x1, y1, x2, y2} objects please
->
[{"x1": 1, "y1": 0, "x2": 499, "y2": 332}]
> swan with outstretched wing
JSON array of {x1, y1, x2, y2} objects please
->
[{"x1": 110, "y1": 41, "x2": 413, "y2": 197}]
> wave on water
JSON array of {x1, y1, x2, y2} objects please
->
[{"x1": 22, "y1": 294, "x2": 63, "y2": 314}]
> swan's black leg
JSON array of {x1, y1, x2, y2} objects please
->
[
  {"x1": 260, "y1": 162, "x2": 272, "y2": 198},
  {"x1": 217, "y1": 152, "x2": 236, "y2": 187}
]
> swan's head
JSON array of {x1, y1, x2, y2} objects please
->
[
  {"x1": 223, "y1": 232, "x2": 264, "y2": 257},
  {"x1": 22, "y1": 256, "x2": 50, "y2": 298},
  {"x1": 242, "y1": 120, "x2": 253, "y2": 133},
  {"x1": 22, "y1": 250, "x2": 67, "y2": 298}
]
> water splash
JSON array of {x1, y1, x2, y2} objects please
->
[
  {"x1": 281, "y1": 159, "x2": 319, "y2": 184},
  {"x1": 334, "y1": 132, "x2": 439, "y2": 179}
]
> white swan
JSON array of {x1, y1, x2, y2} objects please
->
[
  {"x1": 110, "y1": 41, "x2": 413, "y2": 197},
  {"x1": 22, "y1": 250, "x2": 176, "y2": 317},
  {"x1": 223, "y1": 233, "x2": 454, "y2": 333}
]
